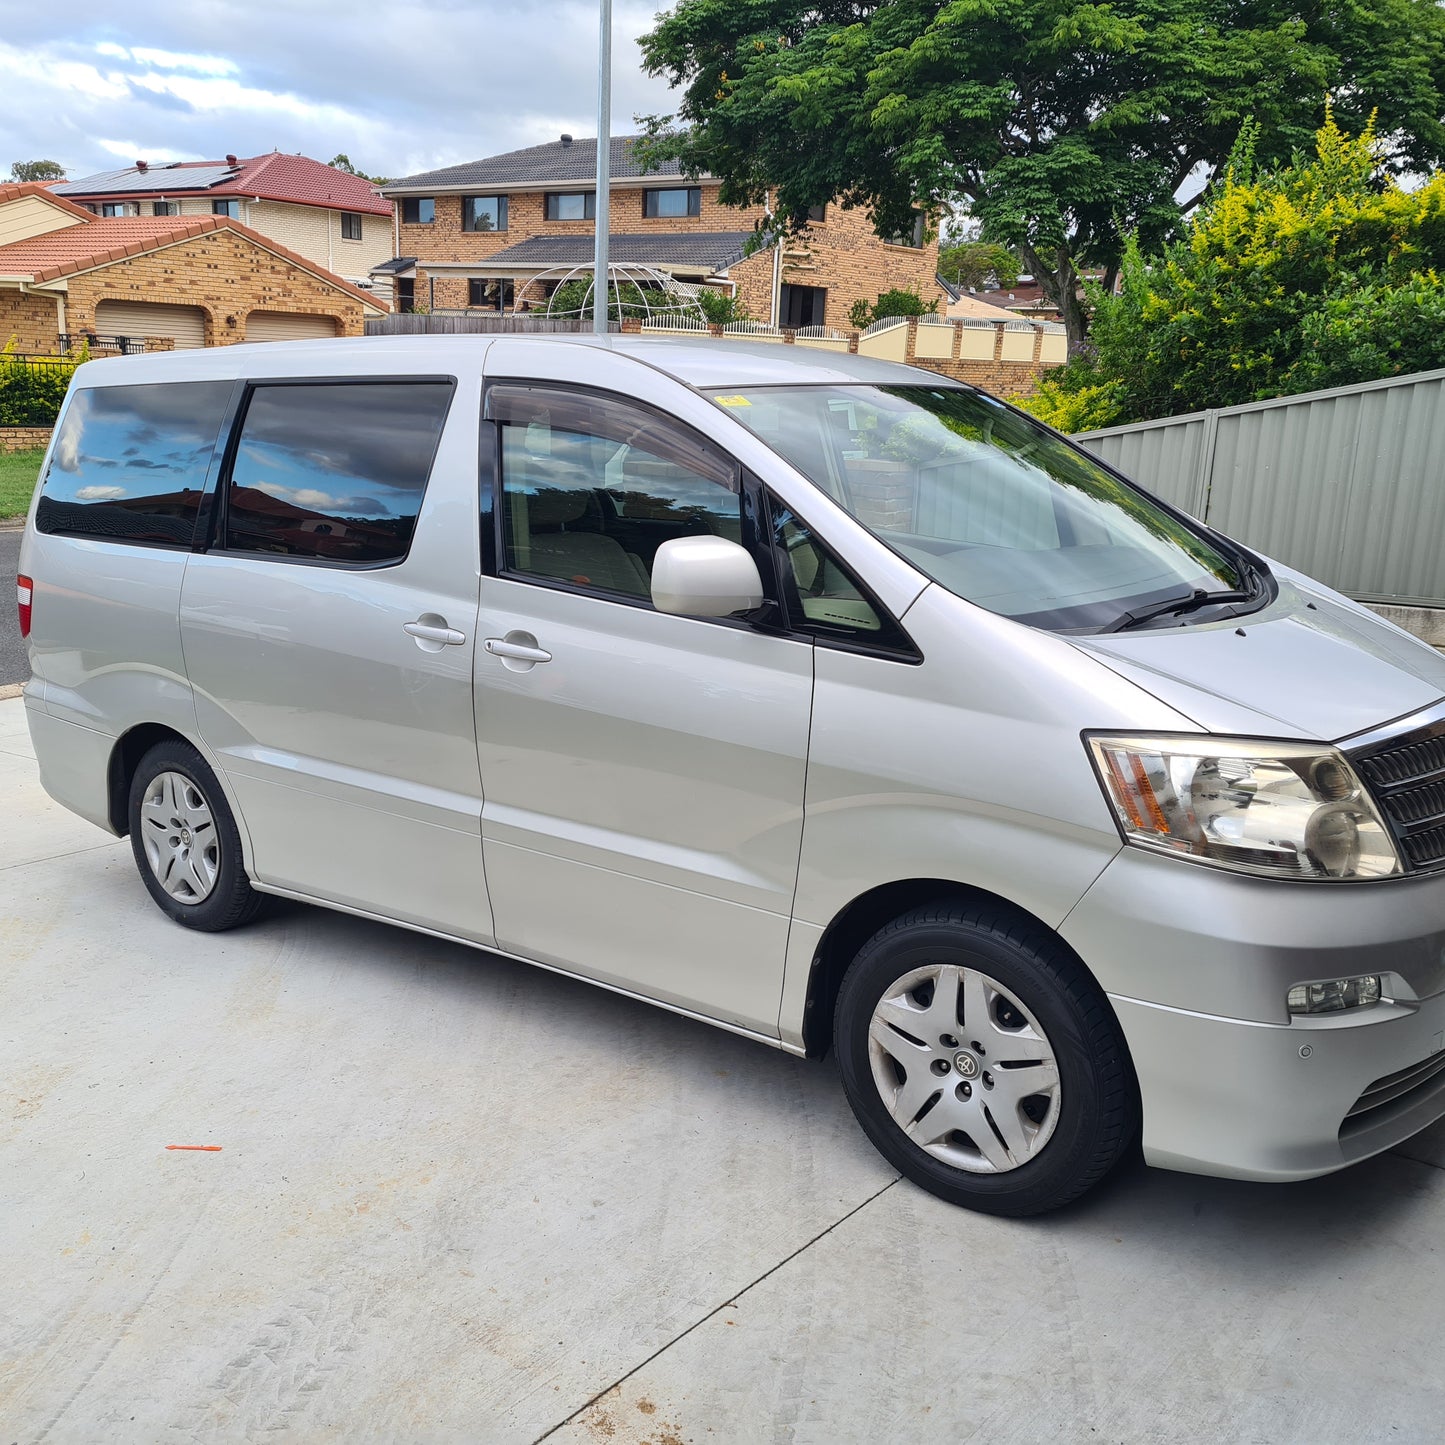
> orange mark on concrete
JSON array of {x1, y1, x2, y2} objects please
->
[{"x1": 165, "y1": 1144, "x2": 222, "y2": 1151}]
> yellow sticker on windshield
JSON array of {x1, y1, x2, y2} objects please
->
[{"x1": 714, "y1": 394, "x2": 752, "y2": 407}]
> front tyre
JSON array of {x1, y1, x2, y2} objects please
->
[
  {"x1": 127, "y1": 739, "x2": 265, "y2": 932},
  {"x1": 835, "y1": 903, "x2": 1137, "y2": 1217}
]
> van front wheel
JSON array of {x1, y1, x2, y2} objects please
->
[
  {"x1": 127, "y1": 740, "x2": 265, "y2": 932},
  {"x1": 835, "y1": 904, "x2": 1137, "y2": 1217}
]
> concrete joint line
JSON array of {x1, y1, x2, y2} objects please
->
[{"x1": 532, "y1": 1176, "x2": 900, "y2": 1443}]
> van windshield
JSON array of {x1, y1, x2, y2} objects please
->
[{"x1": 711, "y1": 384, "x2": 1255, "y2": 632}]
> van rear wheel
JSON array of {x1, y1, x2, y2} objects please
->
[
  {"x1": 835, "y1": 903, "x2": 1137, "y2": 1217},
  {"x1": 127, "y1": 740, "x2": 265, "y2": 932}
]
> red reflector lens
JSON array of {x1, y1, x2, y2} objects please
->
[{"x1": 16, "y1": 574, "x2": 32, "y2": 639}]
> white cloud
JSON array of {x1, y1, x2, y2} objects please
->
[
  {"x1": 75, "y1": 485, "x2": 127, "y2": 501},
  {"x1": 129, "y1": 47, "x2": 238, "y2": 76},
  {"x1": 0, "y1": 3, "x2": 679, "y2": 183}
]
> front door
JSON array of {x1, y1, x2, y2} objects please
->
[
  {"x1": 473, "y1": 382, "x2": 813, "y2": 1035},
  {"x1": 180, "y1": 375, "x2": 494, "y2": 943}
]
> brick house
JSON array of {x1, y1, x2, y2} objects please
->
[
  {"x1": 0, "y1": 182, "x2": 386, "y2": 352},
  {"x1": 52, "y1": 153, "x2": 393, "y2": 293},
  {"x1": 379, "y1": 135, "x2": 945, "y2": 328}
]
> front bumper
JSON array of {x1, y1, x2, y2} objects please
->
[{"x1": 1061, "y1": 849, "x2": 1445, "y2": 1181}]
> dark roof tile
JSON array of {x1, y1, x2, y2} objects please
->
[{"x1": 384, "y1": 136, "x2": 693, "y2": 193}]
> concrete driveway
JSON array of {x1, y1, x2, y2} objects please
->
[
  {"x1": 2, "y1": 693, "x2": 1443, "y2": 1444},
  {"x1": 1, "y1": 528, "x2": 27, "y2": 688}
]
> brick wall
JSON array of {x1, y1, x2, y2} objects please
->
[
  {"x1": 0, "y1": 290, "x2": 63, "y2": 354},
  {"x1": 61, "y1": 229, "x2": 377, "y2": 344},
  {"x1": 0, "y1": 424, "x2": 51, "y2": 452},
  {"x1": 176, "y1": 198, "x2": 393, "y2": 283}
]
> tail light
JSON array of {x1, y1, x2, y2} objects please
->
[{"x1": 16, "y1": 574, "x2": 32, "y2": 638}]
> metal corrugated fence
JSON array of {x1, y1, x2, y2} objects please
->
[{"x1": 1074, "y1": 368, "x2": 1445, "y2": 607}]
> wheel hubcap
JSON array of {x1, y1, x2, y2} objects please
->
[
  {"x1": 140, "y1": 771, "x2": 220, "y2": 905},
  {"x1": 867, "y1": 963, "x2": 1062, "y2": 1174}
]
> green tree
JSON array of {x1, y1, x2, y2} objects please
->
[
  {"x1": 328, "y1": 153, "x2": 389, "y2": 186},
  {"x1": 638, "y1": 0, "x2": 1445, "y2": 352},
  {"x1": 1026, "y1": 116, "x2": 1445, "y2": 427},
  {"x1": 9, "y1": 160, "x2": 65, "y2": 183},
  {"x1": 938, "y1": 241, "x2": 1020, "y2": 292}
]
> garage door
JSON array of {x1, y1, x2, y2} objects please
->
[
  {"x1": 245, "y1": 311, "x2": 339, "y2": 343},
  {"x1": 94, "y1": 300, "x2": 207, "y2": 350}
]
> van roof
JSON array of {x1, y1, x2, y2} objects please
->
[{"x1": 66, "y1": 333, "x2": 956, "y2": 392}]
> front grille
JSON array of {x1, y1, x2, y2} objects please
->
[
  {"x1": 1349, "y1": 707, "x2": 1445, "y2": 874},
  {"x1": 1343, "y1": 1049, "x2": 1445, "y2": 1128}
]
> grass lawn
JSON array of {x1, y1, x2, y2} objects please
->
[{"x1": 0, "y1": 449, "x2": 44, "y2": 520}]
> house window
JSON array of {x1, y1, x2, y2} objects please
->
[
  {"x1": 545, "y1": 192, "x2": 595, "y2": 221},
  {"x1": 397, "y1": 278, "x2": 416, "y2": 313},
  {"x1": 780, "y1": 284, "x2": 827, "y2": 328},
  {"x1": 341, "y1": 212, "x2": 363, "y2": 240},
  {"x1": 152, "y1": 201, "x2": 176, "y2": 216},
  {"x1": 463, "y1": 196, "x2": 508, "y2": 232},
  {"x1": 402, "y1": 197, "x2": 435, "y2": 224},
  {"x1": 468, "y1": 278, "x2": 514, "y2": 311},
  {"x1": 642, "y1": 187, "x2": 701, "y2": 219},
  {"x1": 807, "y1": 204, "x2": 827, "y2": 223},
  {"x1": 212, "y1": 199, "x2": 241, "y2": 218},
  {"x1": 101, "y1": 202, "x2": 135, "y2": 217},
  {"x1": 887, "y1": 214, "x2": 926, "y2": 248}
]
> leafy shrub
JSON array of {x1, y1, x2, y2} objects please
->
[
  {"x1": 694, "y1": 288, "x2": 750, "y2": 325},
  {"x1": 548, "y1": 279, "x2": 678, "y2": 320},
  {"x1": 0, "y1": 340, "x2": 77, "y2": 426},
  {"x1": 848, "y1": 287, "x2": 939, "y2": 330},
  {"x1": 1071, "y1": 115, "x2": 1445, "y2": 421}
]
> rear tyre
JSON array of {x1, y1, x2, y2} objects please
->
[
  {"x1": 127, "y1": 739, "x2": 265, "y2": 932},
  {"x1": 835, "y1": 902, "x2": 1137, "y2": 1217}
]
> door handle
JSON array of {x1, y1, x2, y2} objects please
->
[
  {"x1": 404, "y1": 620, "x2": 467, "y2": 646},
  {"x1": 484, "y1": 637, "x2": 552, "y2": 663}
]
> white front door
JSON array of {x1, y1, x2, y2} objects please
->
[{"x1": 473, "y1": 383, "x2": 813, "y2": 1035}]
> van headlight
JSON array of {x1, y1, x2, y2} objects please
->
[{"x1": 1087, "y1": 734, "x2": 1402, "y2": 880}]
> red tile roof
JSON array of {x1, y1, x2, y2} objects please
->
[
  {"x1": 58, "y1": 153, "x2": 391, "y2": 215},
  {"x1": 0, "y1": 182, "x2": 96, "y2": 222},
  {"x1": 0, "y1": 214, "x2": 386, "y2": 310}
]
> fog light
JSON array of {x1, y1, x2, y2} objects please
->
[{"x1": 1287, "y1": 976, "x2": 1382, "y2": 1015}]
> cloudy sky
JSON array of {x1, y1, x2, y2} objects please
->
[{"x1": 0, "y1": 1, "x2": 680, "y2": 183}]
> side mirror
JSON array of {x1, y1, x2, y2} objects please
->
[{"x1": 651, "y1": 535, "x2": 764, "y2": 619}]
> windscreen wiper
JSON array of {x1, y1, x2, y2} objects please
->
[{"x1": 1103, "y1": 585, "x2": 1255, "y2": 633}]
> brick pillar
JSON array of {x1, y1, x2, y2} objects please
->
[
  {"x1": 709, "y1": 324, "x2": 724, "y2": 338},
  {"x1": 847, "y1": 331, "x2": 860, "y2": 354},
  {"x1": 620, "y1": 318, "x2": 642, "y2": 334},
  {"x1": 992, "y1": 323, "x2": 1006, "y2": 362},
  {"x1": 782, "y1": 329, "x2": 796, "y2": 344},
  {"x1": 1031, "y1": 325, "x2": 1044, "y2": 363},
  {"x1": 951, "y1": 320, "x2": 963, "y2": 360},
  {"x1": 906, "y1": 315, "x2": 920, "y2": 363}
]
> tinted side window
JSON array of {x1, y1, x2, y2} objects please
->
[
  {"x1": 37, "y1": 381, "x2": 232, "y2": 545},
  {"x1": 225, "y1": 382, "x2": 453, "y2": 564},
  {"x1": 489, "y1": 384, "x2": 740, "y2": 601}
]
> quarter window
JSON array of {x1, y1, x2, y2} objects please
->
[
  {"x1": 224, "y1": 382, "x2": 453, "y2": 564},
  {"x1": 642, "y1": 187, "x2": 701, "y2": 219},
  {"x1": 402, "y1": 197, "x2": 435, "y2": 224},
  {"x1": 36, "y1": 382, "x2": 233, "y2": 546},
  {"x1": 489, "y1": 385, "x2": 740, "y2": 601},
  {"x1": 545, "y1": 192, "x2": 595, "y2": 221},
  {"x1": 341, "y1": 211, "x2": 363, "y2": 240},
  {"x1": 464, "y1": 196, "x2": 508, "y2": 232}
]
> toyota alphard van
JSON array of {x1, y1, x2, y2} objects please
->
[{"x1": 18, "y1": 336, "x2": 1445, "y2": 1214}]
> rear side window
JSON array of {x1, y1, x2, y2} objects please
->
[
  {"x1": 37, "y1": 381, "x2": 232, "y2": 545},
  {"x1": 225, "y1": 382, "x2": 453, "y2": 563}
]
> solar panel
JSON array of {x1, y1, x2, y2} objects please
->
[{"x1": 55, "y1": 165, "x2": 239, "y2": 195}]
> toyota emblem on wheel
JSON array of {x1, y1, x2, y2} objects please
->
[{"x1": 954, "y1": 1051, "x2": 981, "y2": 1079}]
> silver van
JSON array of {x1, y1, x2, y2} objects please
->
[{"x1": 17, "y1": 336, "x2": 1445, "y2": 1215}]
